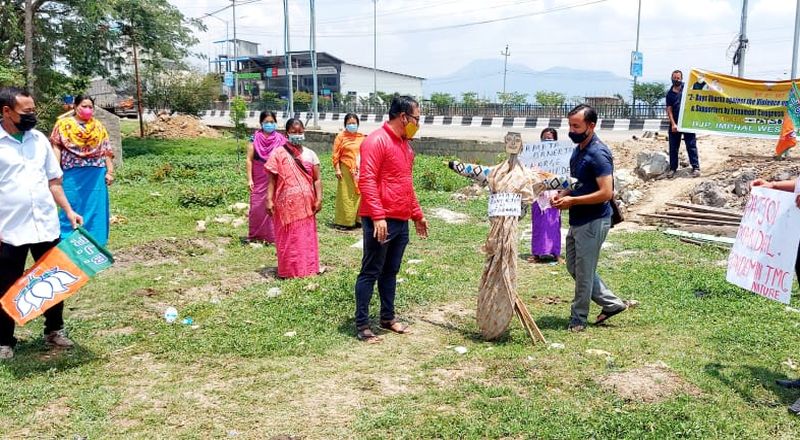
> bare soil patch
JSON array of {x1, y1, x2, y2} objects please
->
[
  {"x1": 113, "y1": 237, "x2": 231, "y2": 269},
  {"x1": 597, "y1": 361, "x2": 701, "y2": 403}
]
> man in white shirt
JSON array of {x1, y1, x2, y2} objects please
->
[{"x1": 0, "y1": 87, "x2": 83, "y2": 360}]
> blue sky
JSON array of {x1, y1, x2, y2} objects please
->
[{"x1": 171, "y1": 0, "x2": 800, "y2": 84}]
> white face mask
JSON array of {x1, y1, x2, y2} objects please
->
[{"x1": 288, "y1": 134, "x2": 305, "y2": 145}]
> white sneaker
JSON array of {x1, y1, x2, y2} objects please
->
[
  {"x1": 44, "y1": 329, "x2": 74, "y2": 348},
  {"x1": 0, "y1": 345, "x2": 13, "y2": 360}
]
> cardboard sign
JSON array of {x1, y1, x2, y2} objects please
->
[
  {"x1": 726, "y1": 187, "x2": 800, "y2": 304},
  {"x1": 1, "y1": 228, "x2": 113, "y2": 325},
  {"x1": 488, "y1": 193, "x2": 522, "y2": 217},
  {"x1": 518, "y1": 141, "x2": 574, "y2": 176}
]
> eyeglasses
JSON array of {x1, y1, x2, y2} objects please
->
[{"x1": 405, "y1": 114, "x2": 420, "y2": 123}]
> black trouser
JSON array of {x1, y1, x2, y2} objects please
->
[
  {"x1": 354, "y1": 217, "x2": 409, "y2": 328},
  {"x1": 668, "y1": 131, "x2": 700, "y2": 171},
  {"x1": 0, "y1": 239, "x2": 63, "y2": 347}
]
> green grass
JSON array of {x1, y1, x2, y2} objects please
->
[{"x1": 0, "y1": 135, "x2": 799, "y2": 439}]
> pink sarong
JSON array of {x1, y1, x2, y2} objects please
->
[
  {"x1": 249, "y1": 158, "x2": 275, "y2": 242},
  {"x1": 274, "y1": 216, "x2": 319, "y2": 278}
]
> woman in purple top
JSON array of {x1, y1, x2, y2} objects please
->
[{"x1": 246, "y1": 111, "x2": 286, "y2": 243}]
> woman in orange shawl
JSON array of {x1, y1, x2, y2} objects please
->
[
  {"x1": 50, "y1": 95, "x2": 114, "y2": 246},
  {"x1": 332, "y1": 113, "x2": 365, "y2": 229}
]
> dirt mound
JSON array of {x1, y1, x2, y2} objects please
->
[
  {"x1": 597, "y1": 361, "x2": 701, "y2": 403},
  {"x1": 146, "y1": 113, "x2": 221, "y2": 139}
]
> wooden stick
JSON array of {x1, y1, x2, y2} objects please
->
[
  {"x1": 663, "y1": 229, "x2": 735, "y2": 245},
  {"x1": 664, "y1": 202, "x2": 743, "y2": 218},
  {"x1": 514, "y1": 295, "x2": 546, "y2": 344},
  {"x1": 640, "y1": 213, "x2": 741, "y2": 226},
  {"x1": 662, "y1": 210, "x2": 743, "y2": 222}
]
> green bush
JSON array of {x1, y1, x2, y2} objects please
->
[
  {"x1": 413, "y1": 156, "x2": 465, "y2": 192},
  {"x1": 178, "y1": 187, "x2": 227, "y2": 208}
]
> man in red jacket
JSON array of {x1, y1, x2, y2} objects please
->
[{"x1": 355, "y1": 95, "x2": 429, "y2": 342}]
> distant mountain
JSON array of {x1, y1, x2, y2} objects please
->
[{"x1": 423, "y1": 59, "x2": 640, "y2": 102}]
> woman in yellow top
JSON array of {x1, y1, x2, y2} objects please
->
[{"x1": 332, "y1": 113, "x2": 365, "y2": 229}]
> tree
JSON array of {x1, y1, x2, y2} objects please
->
[
  {"x1": 461, "y1": 91, "x2": 488, "y2": 106},
  {"x1": 293, "y1": 91, "x2": 313, "y2": 111},
  {"x1": 230, "y1": 96, "x2": 248, "y2": 141},
  {"x1": 633, "y1": 82, "x2": 668, "y2": 106},
  {"x1": 143, "y1": 71, "x2": 218, "y2": 116},
  {"x1": 534, "y1": 90, "x2": 566, "y2": 106},
  {"x1": 0, "y1": 1, "x2": 201, "y2": 104},
  {"x1": 429, "y1": 92, "x2": 455, "y2": 108},
  {"x1": 497, "y1": 91, "x2": 528, "y2": 105}
]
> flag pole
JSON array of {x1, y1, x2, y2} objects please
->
[{"x1": 792, "y1": 0, "x2": 800, "y2": 79}]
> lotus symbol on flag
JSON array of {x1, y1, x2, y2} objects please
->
[{"x1": 14, "y1": 268, "x2": 79, "y2": 317}]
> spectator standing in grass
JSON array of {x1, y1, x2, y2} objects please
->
[
  {"x1": 247, "y1": 111, "x2": 285, "y2": 243},
  {"x1": 266, "y1": 118, "x2": 322, "y2": 279},
  {"x1": 332, "y1": 113, "x2": 365, "y2": 230}
]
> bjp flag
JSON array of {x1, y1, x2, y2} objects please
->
[
  {"x1": 777, "y1": 82, "x2": 800, "y2": 156},
  {"x1": 0, "y1": 227, "x2": 113, "y2": 326}
]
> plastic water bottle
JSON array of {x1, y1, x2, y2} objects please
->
[{"x1": 164, "y1": 307, "x2": 178, "y2": 324}]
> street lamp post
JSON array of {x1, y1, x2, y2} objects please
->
[
  {"x1": 284, "y1": 0, "x2": 294, "y2": 115},
  {"x1": 310, "y1": 0, "x2": 319, "y2": 128}
]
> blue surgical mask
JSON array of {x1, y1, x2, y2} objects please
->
[
  {"x1": 262, "y1": 122, "x2": 276, "y2": 133},
  {"x1": 345, "y1": 124, "x2": 358, "y2": 133},
  {"x1": 288, "y1": 134, "x2": 305, "y2": 145}
]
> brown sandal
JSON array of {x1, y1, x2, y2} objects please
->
[
  {"x1": 356, "y1": 326, "x2": 383, "y2": 343},
  {"x1": 380, "y1": 320, "x2": 411, "y2": 334}
]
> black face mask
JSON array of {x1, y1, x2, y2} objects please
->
[
  {"x1": 13, "y1": 112, "x2": 37, "y2": 132},
  {"x1": 672, "y1": 79, "x2": 682, "y2": 87},
  {"x1": 568, "y1": 130, "x2": 590, "y2": 144}
]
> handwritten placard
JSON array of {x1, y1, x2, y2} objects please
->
[
  {"x1": 726, "y1": 187, "x2": 800, "y2": 304},
  {"x1": 518, "y1": 141, "x2": 574, "y2": 176},
  {"x1": 488, "y1": 193, "x2": 522, "y2": 217}
]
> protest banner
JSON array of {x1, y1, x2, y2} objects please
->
[
  {"x1": 488, "y1": 193, "x2": 522, "y2": 217},
  {"x1": 0, "y1": 227, "x2": 113, "y2": 325},
  {"x1": 726, "y1": 187, "x2": 800, "y2": 304},
  {"x1": 518, "y1": 141, "x2": 573, "y2": 176},
  {"x1": 776, "y1": 82, "x2": 800, "y2": 155},
  {"x1": 678, "y1": 69, "x2": 793, "y2": 139}
]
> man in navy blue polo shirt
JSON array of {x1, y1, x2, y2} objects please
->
[
  {"x1": 552, "y1": 104, "x2": 627, "y2": 332},
  {"x1": 666, "y1": 69, "x2": 700, "y2": 178}
]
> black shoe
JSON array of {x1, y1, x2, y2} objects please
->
[
  {"x1": 789, "y1": 397, "x2": 800, "y2": 415},
  {"x1": 776, "y1": 379, "x2": 800, "y2": 388}
]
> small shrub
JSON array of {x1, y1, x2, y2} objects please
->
[
  {"x1": 150, "y1": 163, "x2": 174, "y2": 182},
  {"x1": 178, "y1": 187, "x2": 226, "y2": 208}
]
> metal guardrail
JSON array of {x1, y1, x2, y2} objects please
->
[{"x1": 208, "y1": 101, "x2": 668, "y2": 119}]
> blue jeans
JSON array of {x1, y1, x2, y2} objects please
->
[
  {"x1": 668, "y1": 131, "x2": 700, "y2": 171},
  {"x1": 354, "y1": 217, "x2": 409, "y2": 328}
]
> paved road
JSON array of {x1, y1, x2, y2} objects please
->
[{"x1": 300, "y1": 119, "x2": 640, "y2": 143}]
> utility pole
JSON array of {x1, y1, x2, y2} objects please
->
[
  {"x1": 284, "y1": 0, "x2": 294, "y2": 115},
  {"x1": 24, "y1": 0, "x2": 34, "y2": 93},
  {"x1": 501, "y1": 44, "x2": 510, "y2": 99},
  {"x1": 792, "y1": 0, "x2": 800, "y2": 79},
  {"x1": 232, "y1": 0, "x2": 239, "y2": 96},
  {"x1": 373, "y1": 0, "x2": 377, "y2": 107},
  {"x1": 736, "y1": 0, "x2": 749, "y2": 78},
  {"x1": 310, "y1": 0, "x2": 319, "y2": 128},
  {"x1": 632, "y1": 0, "x2": 642, "y2": 118},
  {"x1": 131, "y1": 33, "x2": 145, "y2": 138}
]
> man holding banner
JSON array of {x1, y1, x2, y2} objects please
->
[
  {"x1": 750, "y1": 175, "x2": 800, "y2": 415},
  {"x1": 0, "y1": 87, "x2": 83, "y2": 360},
  {"x1": 666, "y1": 70, "x2": 701, "y2": 178}
]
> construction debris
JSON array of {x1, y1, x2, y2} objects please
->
[{"x1": 146, "y1": 113, "x2": 221, "y2": 139}]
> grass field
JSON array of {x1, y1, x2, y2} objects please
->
[{"x1": 1, "y1": 131, "x2": 800, "y2": 439}]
